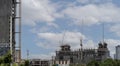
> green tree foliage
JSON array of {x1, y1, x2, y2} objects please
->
[
  {"x1": 3, "y1": 51, "x2": 12, "y2": 64},
  {"x1": 0, "y1": 51, "x2": 27, "y2": 66},
  {"x1": 13, "y1": 63, "x2": 18, "y2": 66},
  {"x1": 24, "y1": 60, "x2": 29, "y2": 66},
  {"x1": 87, "y1": 60, "x2": 99, "y2": 66},
  {"x1": 77, "y1": 64, "x2": 86, "y2": 66},
  {"x1": 69, "y1": 64, "x2": 74, "y2": 66},
  {"x1": 0, "y1": 51, "x2": 12, "y2": 66},
  {"x1": 0, "y1": 57, "x2": 3, "y2": 64},
  {"x1": 86, "y1": 59, "x2": 120, "y2": 66},
  {"x1": 52, "y1": 64, "x2": 56, "y2": 66},
  {"x1": 69, "y1": 64, "x2": 86, "y2": 66},
  {"x1": 20, "y1": 64, "x2": 24, "y2": 66},
  {"x1": 100, "y1": 59, "x2": 116, "y2": 66},
  {"x1": 115, "y1": 60, "x2": 120, "y2": 66}
]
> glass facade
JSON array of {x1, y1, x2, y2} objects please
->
[
  {"x1": 0, "y1": 0, "x2": 12, "y2": 45},
  {"x1": 0, "y1": 0, "x2": 16, "y2": 56}
]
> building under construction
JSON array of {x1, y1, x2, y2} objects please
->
[
  {"x1": 0, "y1": 0, "x2": 21, "y2": 63},
  {"x1": 53, "y1": 42, "x2": 110, "y2": 64}
]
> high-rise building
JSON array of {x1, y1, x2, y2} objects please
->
[
  {"x1": 0, "y1": 0, "x2": 16, "y2": 60},
  {"x1": 115, "y1": 45, "x2": 120, "y2": 60}
]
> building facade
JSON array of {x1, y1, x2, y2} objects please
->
[
  {"x1": 15, "y1": 50, "x2": 20, "y2": 63},
  {"x1": 53, "y1": 60, "x2": 70, "y2": 66},
  {"x1": 0, "y1": 0, "x2": 16, "y2": 57},
  {"x1": 53, "y1": 42, "x2": 110, "y2": 64},
  {"x1": 30, "y1": 59, "x2": 50, "y2": 66},
  {"x1": 115, "y1": 45, "x2": 120, "y2": 60}
]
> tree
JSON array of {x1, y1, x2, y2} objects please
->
[
  {"x1": 76, "y1": 64, "x2": 86, "y2": 66},
  {"x1": 87, "y1": 60, "x2": 99, "y2": 66},
  {"x1": 13, "y1": 63, "x2": 18, "y2": 66},
  {"x1": 0, "y1": 51, "x2": 12, "y2": 66},
  {"x1": 20, "y1": 63, "x2": 24, "y2": 66},
  {"x1": 69, "y1": 64, "x2": 74, "y2": 66},
  {"x1": 100, "y1": 59, "x2": 116, "y2": 66},
  {"x1": 52, "y1": 64, "x2": 56, "y2": 66},
  {"x1": 114, "y1": 60, "x2": 120, "y2": 66},
  {"x1": 0, "y1": 56, "x2": 3, "y2": 64},
  {"x1": 24, "y1": 60, "x2": 29, "y2": 66},
  {"x1": 3, "y1": 51, "x2": 12, "y2": 64}
]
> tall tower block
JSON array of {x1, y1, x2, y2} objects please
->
[{"x1": 0, "y1": 0, "x2": 18, "y2": 62}]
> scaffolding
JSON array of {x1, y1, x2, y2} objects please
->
[{"x1": 14, "y1": 0, "x2": 22, "y2": 64}]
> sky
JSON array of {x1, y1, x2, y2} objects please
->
[{"x1": 20, "y1": 0, "x2": 120, "y2": 59}]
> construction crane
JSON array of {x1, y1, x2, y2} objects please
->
[{"x1": 80, "y1": 18, "x2": 84, "y2": 61}]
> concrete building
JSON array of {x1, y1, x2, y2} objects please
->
[
  {"x1": 30, "y1": 59, "x2": 50, "y2": 66},
  {"x1": 115, "y1": 45, "x2": 120, "y2": 60},
  {"x1": 15, "y1": 50, "x2": 20, "y2": 63},
  {"x1": 53, "y1": 60, "x2": 70, "y2": 66},
  {"x1": 0, "y1": 0, "x2": 16, "y2": 60},
  {"x1": 53, "y1": 42, "x2": 110, "y2": 64}
]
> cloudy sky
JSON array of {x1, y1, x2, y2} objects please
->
[{"x1": 21, "y1": 0, "x2": 120, "y2": 59}]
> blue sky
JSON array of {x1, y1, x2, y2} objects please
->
[{"x1": 21, "y1": 0, "x2": 120, "y2": 59}]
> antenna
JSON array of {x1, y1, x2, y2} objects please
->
[
  {"x1": 102, "y1": 23, "x2": 105, "y2": 44},
  {"x1": 61, "y1": 31, "x2": 66, "y2": 45},
  {"x1": 27, "y1": 50, "x2": 29, "y2": 60},
  {"x1": 80, "y1": 18, "x2": 84, "y2": 49},
  {"x1": 80, "y1": 18, "x2": 84, "y2": 61}
]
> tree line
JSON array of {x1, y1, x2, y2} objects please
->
[
  {"x1": 67, "y1": 59, "x2": 120, "y2": 66},
  {"x1": 0, "y1": 51, "x2": 29, "y2": 66},
  {"x1": 87, "y1": 59, "x2": 120, "y2": 66}
]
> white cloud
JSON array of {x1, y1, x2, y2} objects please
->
[
  {"x1": 22, "y1": 0, "x2": 120, "y2": 27},
  {"x1": 30, "y1": 27, "x2": 49, "y2": 33},
  {"x1": 77, "y1": 0, "x2": 90, "y2": 4},
  {"x1": 22, "y1": 0, "x2": 62, "y2": 26},
  {"x1": 105, "y1": 39, "x2": 120, "y2": 57},
  {"x1": 62, "y1": 3, "x2": 120, "y2": 26},
  {"x1": 47, "y1": 23, "x2": 59, "y2": 28},
  {"x1": 37, "y1": 31, "x2": 86, "y2": 49},
  {"x1": 110, "y1": 24, "x2": 120, "y2": 36},
  {"x1": 30, "y1": 52, "x2": 55, "y2": 60},
  {"x1": 36, "y1": 31, "x2": 97, "y2": 50},
  {"x1": 77, "y1": 0, "x2": 112, "y2": 4},
  {"x1": 84, "y1": 40, "x2": 96, "y2": 49}
]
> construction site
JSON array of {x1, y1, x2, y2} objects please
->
[
  {"x1": 0, "y1": 0, "x2": 21, "y2": 65},
  {"x1": 0, "y1": 0, "x2": 120, "y2": 66}
]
